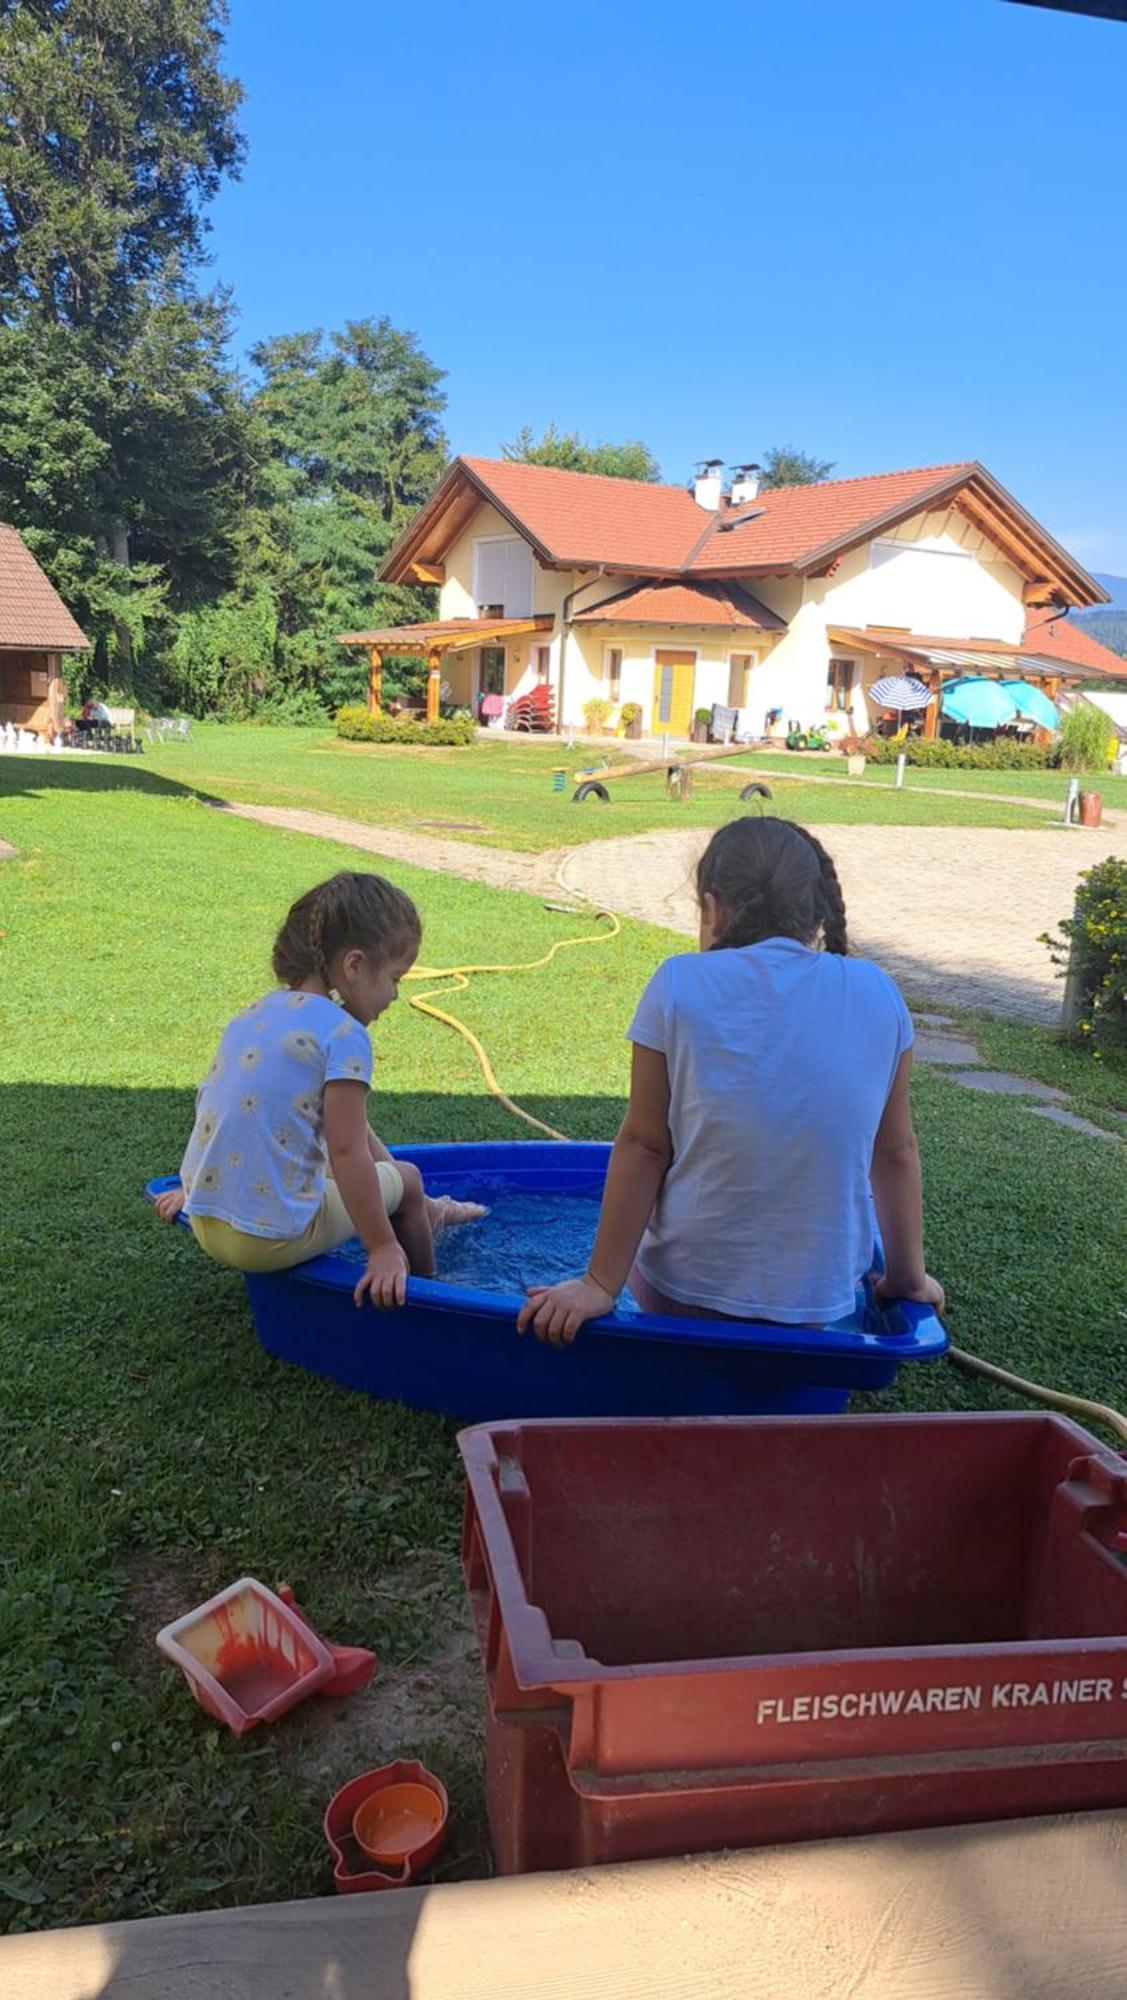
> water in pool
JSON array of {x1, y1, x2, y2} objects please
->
[{"x1": 334, "y1": 1179, "x2": 641, "y2": 1309}]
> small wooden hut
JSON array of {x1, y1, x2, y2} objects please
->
[{"x1": 0, "y1": 523, "x2": 89, "y2": 735}]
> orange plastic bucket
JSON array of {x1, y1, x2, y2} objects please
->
[{"x1": 353, "y1": 1781, "x2": 446, "y2": 1865}]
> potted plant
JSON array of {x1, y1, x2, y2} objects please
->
[
  {"x1": 620, "y1": 701, "x2": 643, "y2": 740},
  {"x1": 582, "y1": 697, "x2": 613, "y2": 736},
  {"x1": 692, "y1": 706, "x2": 711, "y2": 745},
  {"x1": 840, "y1": 732, "x2": 872, "y2": 778}
]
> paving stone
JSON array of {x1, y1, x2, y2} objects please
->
[
  {"x1": 947, "y1": 1070, "x2": 1068, "y2": 1102},
  {"x1": 911, "y1": 1011, "x2": 957, "y2": 1028},
  {"x1": 1027, "y1": 1105, "x2": 1121, "y2": 1142},
  {"x1": 913, "y1": 1034, "x2": 984, "y2": 1067}
]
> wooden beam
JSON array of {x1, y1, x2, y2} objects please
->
[
  {"x1": 955, "y1": 489, "x2": 1068, "y2": 592},
  {"x1": 410, "y1": 561, "x2": 445, "y2": 585},
  {"x1": 4, "y1": 1813, "x2": 1125, "y2": 2000},
  {"x1": 426, "y1": 645, "x2": 442, "y2": 724},
  {"x1": 368, "y1": 646, "x2": 383, "y2": 715},
  {"x1": 923, "y1": 673, "x2": 944, "y2": 740}
]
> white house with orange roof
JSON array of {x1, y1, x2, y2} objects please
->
[{"x1": 343, "y1": 457, "x2": 1123, "y2": 737}]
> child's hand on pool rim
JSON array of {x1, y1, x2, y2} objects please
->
[
  {"x1": 518, "y1": 1274, "x2": 615, "y2": 1345},
  {"x1": 354, "y1": 1240, "x2": 410, "y2": 1310}
]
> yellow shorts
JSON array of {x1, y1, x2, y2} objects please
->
[{"x1": 188, "y1": 1163, "x2": 404, "y2": 1274}]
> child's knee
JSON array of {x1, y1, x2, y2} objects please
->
[{"x1": 396, "y1": 1161, "x2": 424, "y2": 1210}]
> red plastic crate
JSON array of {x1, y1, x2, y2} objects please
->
[{"x1": 459, "y1": 1413, "x2": 1127, "y2": 1873}]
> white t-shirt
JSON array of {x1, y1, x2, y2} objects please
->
[
  {"x1": 181, "y1": 989, "x2": 372, "y2": 1239},
  {"x1": 627, "y1": 938, "x2": 913, "y2": 1323}
]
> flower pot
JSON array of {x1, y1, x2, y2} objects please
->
[
  {"x1": 1078, "y1": 790, "x2": 1103, "y2": 829},
  {"x1": 846, "y1": 755, "x2": 867, "y2": 778},
  {"x1": 691, "y1": 723, "x2": 709, "y2": 744},
  {"x1": 625, "y1": 718, "x2": 642, "y2": 740}
]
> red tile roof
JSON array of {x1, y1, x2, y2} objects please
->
[
  {"x1": 687, "y1": 463, "x2": 975, "y2": 573},
  {"x1": 0, "y1": 524, "x2": 88, "y2": 650},
  {"x1": 459, "y1": 456, "x2": 705, "y2": 572},
  {"x1": 573, "y1": 579, "x2": 785, "y2": 631},
  {"x1": 382, "y1": 456, "x2": 1105, "y2": 609},
  {"x1": 1022, "y1": 608, "x2": 1125, "y2": 680}
]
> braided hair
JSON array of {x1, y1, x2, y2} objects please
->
[
  {"x1": 696, "y1": 818, "x2": 849, "y2": 956},
  {"x1": 272, "y1": 872, "x2": 421, "y2": 989}
]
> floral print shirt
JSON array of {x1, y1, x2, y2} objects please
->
[{"x1": 180, "y1": 989, "x2": 372, "y2": 1239}]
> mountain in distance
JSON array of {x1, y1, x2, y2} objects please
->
[{"x1": 1073, "y1": 573, "x2": 1127, "y2": 660}]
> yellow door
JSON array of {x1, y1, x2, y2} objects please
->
[{"x1": 653, "y1": 650, "x2": 696, "y2": 737}]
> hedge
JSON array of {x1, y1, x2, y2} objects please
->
[
  {"x1": 861, "y1": 738, "x2": 1055, "y2": 771},
  {"x1": 335, "y1": 705, "x2": 475, "y2": 746}
]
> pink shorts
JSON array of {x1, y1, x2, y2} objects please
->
[{"x1": 628, "y1": 1263, "x2": 764, "y2": 1324}]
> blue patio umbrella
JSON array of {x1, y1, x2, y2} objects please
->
[
  {"x1": 940, "y1": 678, "x2": 1019, "y2": 729},
  {"x1": 1000, "y1": 680, "x2": 1060, "y2": 732}
]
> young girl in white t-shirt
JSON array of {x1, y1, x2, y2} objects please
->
[
  {"x1": 156, "y1": 871, "x2": 481, "y2": 1307},
  {"x1": 519, "y1": 817, "x2": 943, "y2": 1342}
]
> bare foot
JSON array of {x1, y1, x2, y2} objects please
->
[
  {"x1": 154, "y1": 1187, "x2": 185, "y2": 1223},
  {"x1": 425, "y1": 1194, "x2": 487, "y2": 1239}
]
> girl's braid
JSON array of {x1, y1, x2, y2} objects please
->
[{"x1": 790, "y1": 825, "x2": 849, "y2": 955}]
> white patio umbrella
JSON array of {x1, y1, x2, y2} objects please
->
[{"x1": 869, "y1": 675, "x2": 933, "y2": 715}]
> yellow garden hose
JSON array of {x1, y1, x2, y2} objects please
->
[{"x1": 404, "y1": 909, "x2": 621, "y2": 1141}]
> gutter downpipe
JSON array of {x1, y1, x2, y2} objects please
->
[{"x1": 557, "y1": 566, "x2": 606, "y2": 730}]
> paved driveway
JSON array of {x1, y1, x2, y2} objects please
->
[{"x1": 560, "y1": 820, "x2": 1127, "y2": 1020}]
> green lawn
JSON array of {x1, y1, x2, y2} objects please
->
[
  {"x1": 114, "y1": 725, "x2": 1055, "y2": 848},
  {"x1": 1, "y1": 763, "x2": 1125, "y2": 1931}
]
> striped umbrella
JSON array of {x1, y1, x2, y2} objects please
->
[{"x1": 869, "y1": 675, "x2": 933, "y2": 713}]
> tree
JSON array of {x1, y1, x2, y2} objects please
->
[
  {"x1": 0, "y1": 0, "x2": 243, "y2": 331},
  {"x1": 0, "y1": 0, "x2": 248, "y2": 690},
  {"x1": 502, "y1": 424, "x2": 660, "y2": 482},
  {"x1": 759, "y1": 445, "x2": 835, "y2": 489},
  {"x1": 246, "y1": 319, "x2": 449, "y2": 711}
]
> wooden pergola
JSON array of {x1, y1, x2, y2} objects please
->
[
  {"x1": 337, "y1": 617, "x2": 553, "y2": 723},
  {"x1": 829, "y1": 627, "x2": 1070, "y2": 740}
]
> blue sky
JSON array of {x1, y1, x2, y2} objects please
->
[{"x1": 207, "y1": 0, "x2": 1127, "y2": 571}]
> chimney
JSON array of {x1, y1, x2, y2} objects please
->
[
  {"x1": 693, "y1": 459, "x2": 725, "y2": 511},
  {"x1": 730, "y1": 462, "x2": 762, "y2": 506}
]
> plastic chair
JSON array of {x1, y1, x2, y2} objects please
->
[{"x1": 508, "y1": 685, "x2": 556, "y2": 733}]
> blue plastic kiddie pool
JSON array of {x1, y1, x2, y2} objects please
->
[{"x1": 146, "y1": 1141, "x2": 947, "y2": 1421}]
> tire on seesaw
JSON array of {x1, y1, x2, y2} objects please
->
[
  {"x1": 573, "y1": 781, "x2": 611, "y2": 802},
  {"x1": 739, "y1": 782, "x2": 772, "y2": 802}
]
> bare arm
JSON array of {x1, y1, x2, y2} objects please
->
[
  {"x1": 870, "y1": 1051, "x2": 944, "y2": 1310},
  {"x1": 518, "y1": 1044, "x2": 674, "y2": 1343},
  {"x1": 323, "y1": 1081, "x2": 407, "y2": 1307}
]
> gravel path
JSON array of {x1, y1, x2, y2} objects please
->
[{"x1": 209, "y1": 801, "x2": 565, "y2": 898}]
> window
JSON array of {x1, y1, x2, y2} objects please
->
[
  {"x1": 534, "y1": 645, "x2": 551, "y2": 683},
  {"x1": 727, "y1": 653, "x2": 752, "y2": 708},
  {"x1": 472, "y1": 536, "x2": 534, "y2": 618},
  {"x1": 827, "y1": 658, "x2": 855, "y2": 711},
  {"x1": 604, "y1": 646, "x2": 623, "y2": 701}
]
